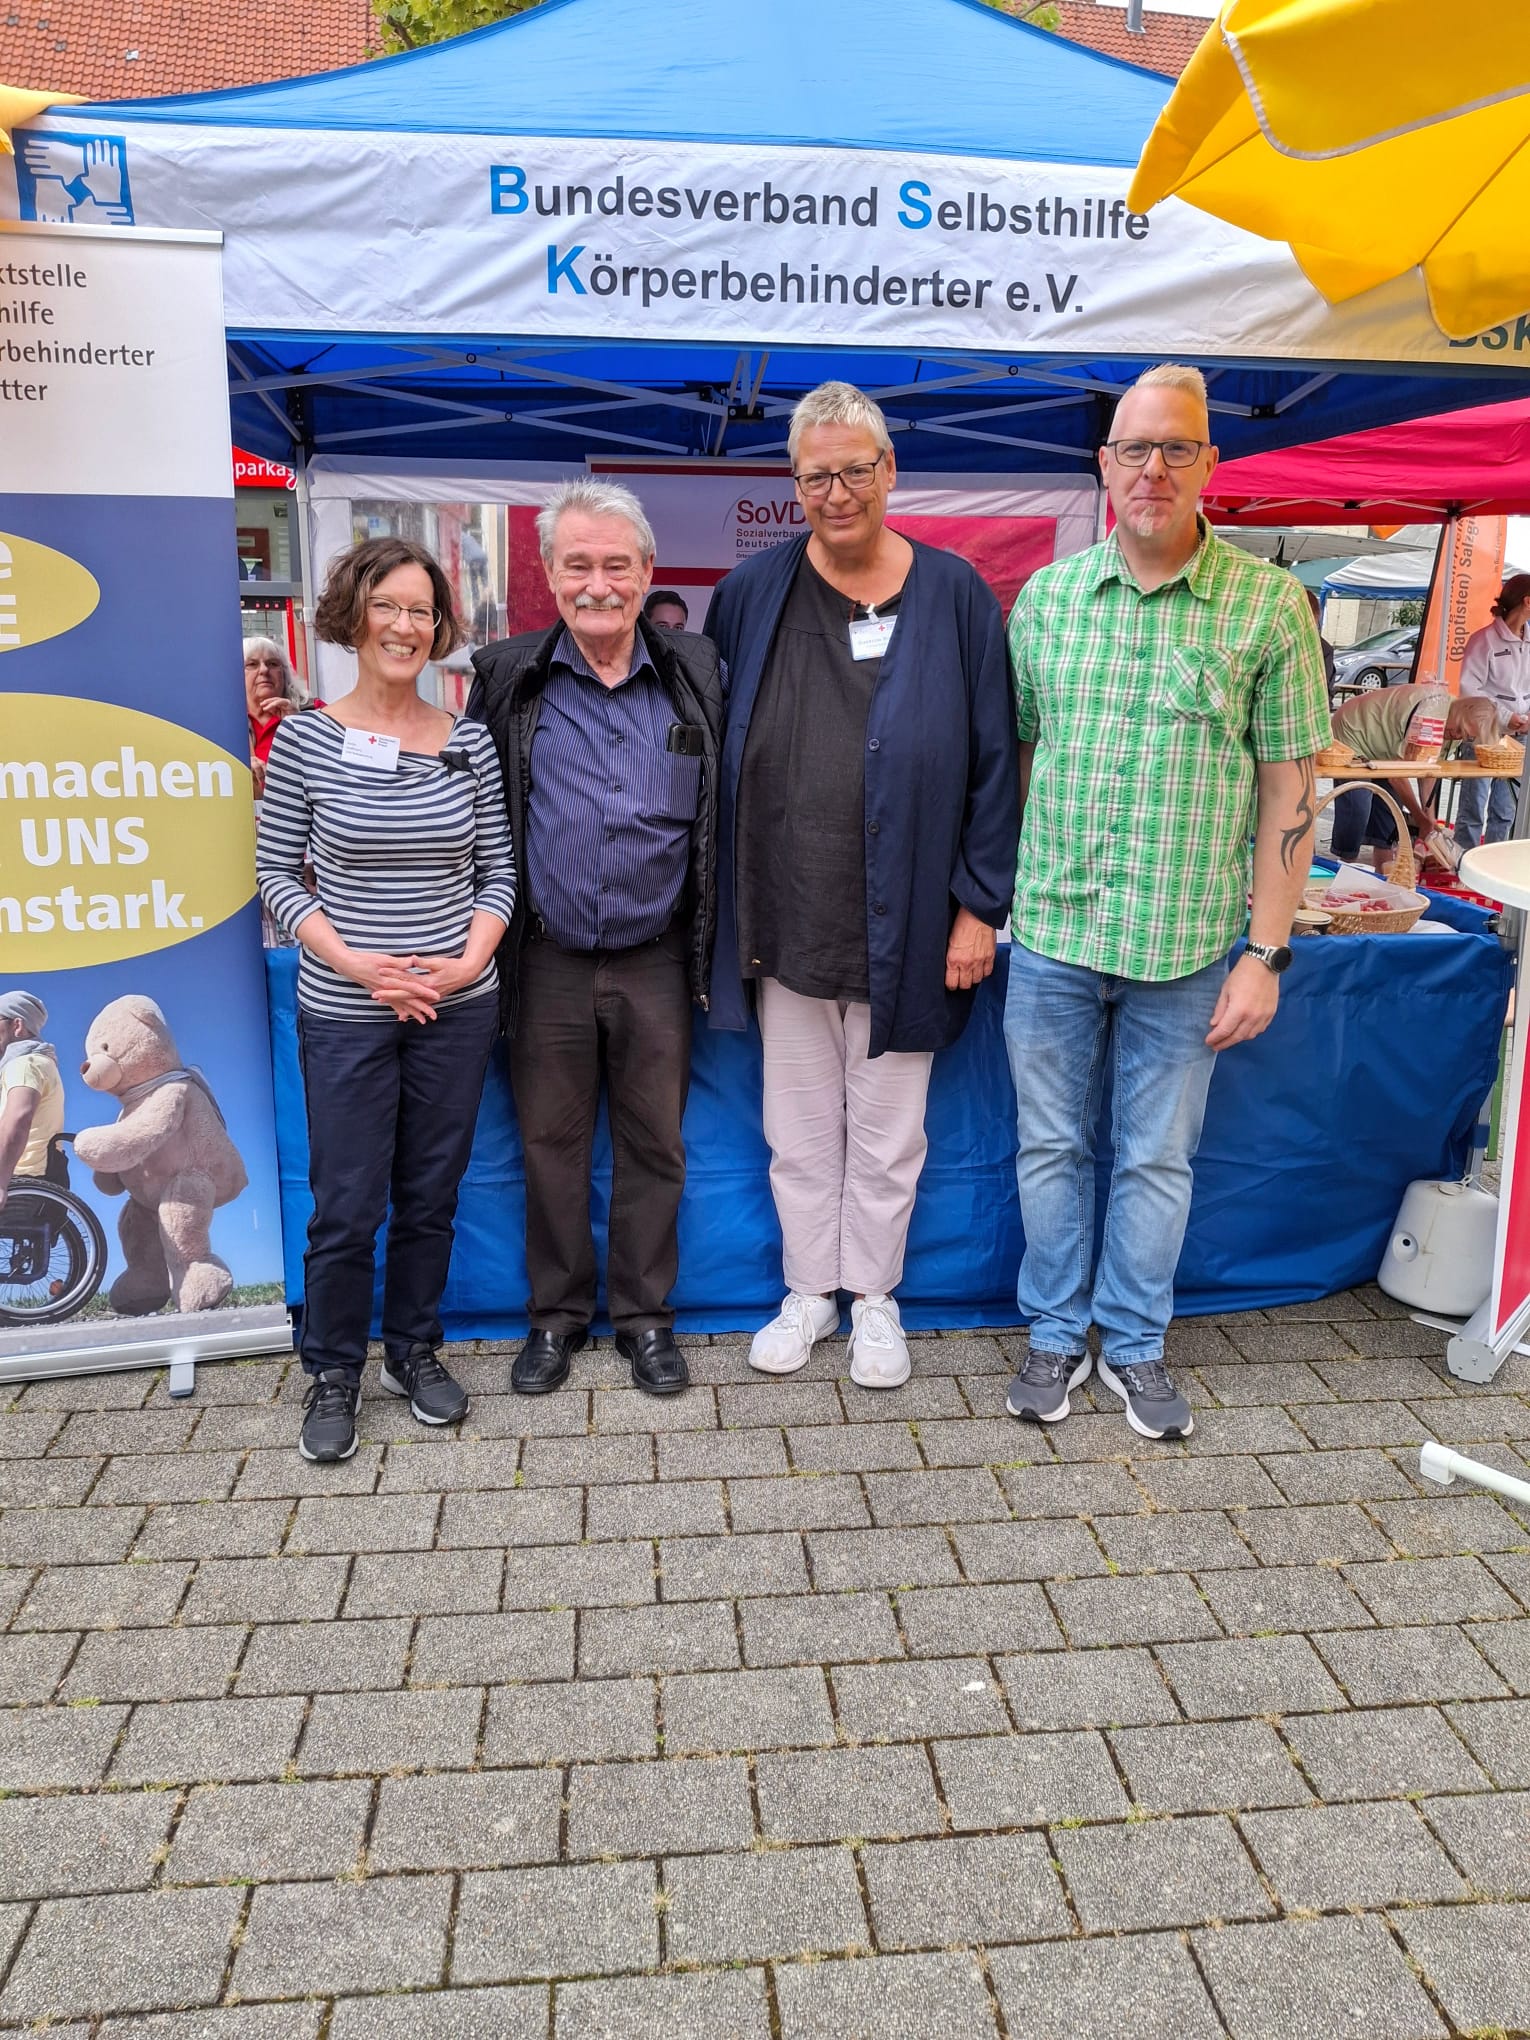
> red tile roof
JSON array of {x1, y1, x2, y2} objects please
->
[
  {"x1": 1050, "y1": 2, "x2": 1207, "y2": 79},
  {"x1": 0, "y1": 0, "x2": 374, "y2": 102}
]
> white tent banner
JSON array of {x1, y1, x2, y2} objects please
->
[{"x1": 3, "y1": 122, "x2": 1519, "y2": 365}]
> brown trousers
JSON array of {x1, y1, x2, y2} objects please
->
[{"x1": 509, "y1": 927, "x2": 691, "y2": 1333}]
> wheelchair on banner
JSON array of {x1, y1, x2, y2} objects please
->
[{"x1": 0, "y1": 1135, "x2": 109, "y2": 1327}]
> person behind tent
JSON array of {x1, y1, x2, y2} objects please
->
[
  {"x1": 0, "y1": 991, "x2": 65, "y2": 1207},
  {"x1": 1329, "y1": 683, "x2": 1504, "y2": 870},
  {"x1": 643, "y1": 589, "x2": 690, "y2": 631},
  {"x1": 245, "y1": 636, "x2": 306, "y2": 797},
  {"x1": 1454, "y1": 572, "x2": 1530, "y2": 851}
]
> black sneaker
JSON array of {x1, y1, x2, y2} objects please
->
[
  {"x1": 1096, "y1": 1357, "x2": 1194, "y2": 1440},
  {"x1": 299, "y1": 1372, "x2": 360, "y2": 1462},
  {"x1": 380, "y1": 1344, "x2": 468, "y2": 1426},
  {"x1": 1006, "y1": 1349, "x2": 1092, "y2": 1424}
]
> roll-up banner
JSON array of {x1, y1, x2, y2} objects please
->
[{"x1": 0, "y1": 219, "x2": 291, "y2": 1384}]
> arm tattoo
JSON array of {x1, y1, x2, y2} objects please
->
[{"x1": 1279, "y1": 759, "x2": 1317, "y2": 874}]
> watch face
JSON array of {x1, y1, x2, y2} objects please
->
[{"x1": 1266, "y1": 944, "x2": 1293, "y2": 974}]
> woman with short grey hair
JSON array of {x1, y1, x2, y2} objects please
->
[{"x1": 245, "y1": 636, "x2": 305, "y2": 795}]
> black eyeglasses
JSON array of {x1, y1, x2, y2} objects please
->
[
  {"x1": 1102, "y1": 439, "x2": 1209, "y2": 469},
  {"x1": 792, "y1": 450, "x2": 888, "y2": 500}
]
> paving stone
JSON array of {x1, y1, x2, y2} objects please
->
[
  {"x1": 16, "y1": 1374, "x2": 148, "y2": 1412},
  {"x1": 1042, "y1": 1412, "x2": 1180, "y2": 1462},
  {"x1": 658, "y1": 1530, "x2": 808, "y2": 1600},
  {"x1": 452, "y1": 1863, "x2": 658, "y2": 1981},
  {"x1": 464, "y1": 1389, "x2": 595, "y2": 1439},
  {"x1": 0, "y1": 1899, "x2": 24, "y2": 1979},
  {"x1": 1091, "y1": 1509, "x2": 1256, "y2": 1574},
  {"x1": 1198, "y1": 1563, "x2": 1376, "y2": 1636},
  {"x1": 0, "y1": 1888, "x2": 242, "y2": 2020},
  {"x1": 62, "y1": 1624, "x2": 244, "y2": 1702},
  {"x1": 716, "y1": 1381, "x2": 842, "y2": 1430},
  {"x1": 520, "y1": 1435, "x2": 653, "y2": 1486},
  {"x1": 1156, "y1": 1634, "x2": 1347, "y2": 1719},
  {"x1": 950, "y1": 1519, "x2": 1109, "y2": 1582},
  {"x1": 376, "y1": 1439, "x2": 521, "y2": 1495},
  {"x1": 233, "y1": 1874, "x2": 452, "y2": 1997},
  {"x1": 908, "y1": 1417, "x2": 1032, "y2": 1468},
  {"x1": 1421, "y1": 1789, "x2": 1530, "y2": 1897},
  {"x1": 0, "y1": 1789, "x2": 175, "y2": 1900},
  {"x1": 832, "y1": 1654, "x2": 1010, "y2": 1741},
  {"x1": 1193, "y1": 1914, "x2": 1447, "y2": 2040},
  {"x1": 1259, "y1": 1448, "x2": 1420, "y2": 1505},
  {"x1": 169, "y1": 1778, "x2": 371, "y2": 1882},
  {"x1": 997, "y1": 1463, "x2": 1147, "y2": 1518},
  {"x1": 662, "y1": 1666, "x2": 835, "y2": 1753},
  {"x1": 1133, "y1": 1456, "x2": 1287, "y2": 1510},
  {"x1": 806, "y1": 1527, "x2": 959, "y2": 1591},
  {"x1": 330, "y1": 1989, "x2": 545, "y2": 2040},
  {"x1": 0, "y1": 1565, "x2": 28, "y2": 1625},
  {"x1": 1198, "y1": 1361, "x2": 1336, "y2": 1406},
  {"x1": 1184, "y1": 1409, "x2": 1316, "y2": 1459},
  {"x1": 111, "y1": 1697, "x2": 304, "y2": 1785},
  {"x1": 1228, "y1": 1322, "x2": 1358, "y2": 1364},
  {"x1": 1392, "y1": 1902, "x2": 1530, "y2": 2036},
  {"x1": 1242, "y1": 1798, "x2": 1467, "y2": 1909},
  {"x1": 0, "y1": 1701, "x2": 128, "y2": 1788},
  {"x1": 1236, "y1": 1501, "x2": 1393, "y2": 1565},
  {"x1": 370, "y1": 1767, "x2": 562, "y2": 1870},
  {"x1": 1313, "y1": 1623, "x2": 1511, "y2": 1705},
  {"x1": 16, "y1": 1559, "x2": 192, "y2": 1632},
  {"x1": 299, "y1": 1684, "x2": 481, "y2": 1773},
  {"x1": 412, "y1": 1609, "x2": 576, "y2": 1687},
  {"x1": 0, "y1": 1411, "x2": 64, "y2": 1456},
  {"x1": 1283, "y1": 1705, "x2": 1491, "y2": 1800},
  {"x1": 727, "y1": 1474, "x2": 867, "y2": 1539},
  {"x1": 193, "y1": 1406, "x2": 311, "y2": 1452},
  {"x1": 99, "y1": 2010, "x2": 321, "y2": 2039},
  {"x1": 0, "y1": 1630, "x2": 73, "y2": 1702},
  {"x1": 1487, "y1": 1548, "x2": 1530, "y2": 1609},
  {"x1": 740, "y1": 1590, "x2": 903, "y2": 1668},
  {"x1": 665, "y1": 1844, "x2": 869, "y2": 1966},
  {"x1": 1292, "y1": 1400, "x2": 1437, "y2": 1449},
  {"x1": 896, "y1": 1582, "x2": 1062, "y2": 1657},
  {"x1": 499, "y1": 1542, "x2": 656, "y2": 1610},
  {"x1": 1339, "y1": 1311, "x2": 1450, "y2": 1351},
  {"x1": 147, "y1": 1357, "x2": 291, "y2": 1408},
  {"x1": 54, "y1": 1412, "x2": 198, "y2": 1458},
  {"x1": 773, "y1": 1950, "x2": 996, "y2": 2039},
  {"x1": 1312, "y1": 1356, "x2": 1455, "y2": 1401},
  {"x1": 287, "y1": 1492, "x2": 439, "y2": 1554},
  {"x1": 568, "y1": 1753, "x2": 752, "y2": 1856},
  {"x1": 0, "y1": 1505, "x2": 144, "y2": 1566},
  {"x1": 658, "y1": 1430, "x2": 788, "y2": 1480},
  {"x1": 586, "y1": 1479, "x2": 727, "y2": 1540},
  {"x1": 756, "y1": 1744, "x2": 942, "y2": 1842},
  {"x1": 1447, "y1": 1697, "x2": 1530, "y2": 1784},
  {"x1": 484, "y1": 1677, "x2": 657, "y2": 1764},
  {"x1": 1464, "y1": 1616, "x2": 1530, "y2": 1694},
  {"x1": 1369, "y1": 1494, "x2": 1527, "y2": 1555},
  {"x1": 90, "y1": 1453, "x2": 245, "y2": 1507},
  {"x1": 863, "y1": 1468, "x2": 1009, "y2": 1527},
  {"x1": 863, "y1": 1832, "x2": 1069, "y2": 1949},
  {"x1": 1049, "y1": 1571, "x2": 1220, "y2": 1646},
  {"x1": 238, "y1": 1617, "x2": 411, "y2": 1695},
  {"x1": 1056, "y1": 1811, "x2": 1273, "y2": 1931},
  {"x1": 1409, "y1": 1393, "x2": 1530, "y2": 1443},
  {"x1": 556, "y1": 1971, "x2": 768, "y2": 2040},
  {"x1": 936, "y1": 1725, "x2": 1128, "y2": 1826},
  {"x1": 233, "y1": 1445, "x2": 385, "y2": 1499},
  {"x1": 134, "y1": 1502, "x2": 289, "y2": 1561},
  {"x1": 785, "y1": 1423, "x2": 922, "y2": 1473},
  {"x1": 998, "y1": 1645, "x2": 1180, "y2": 1729},
  {"x1": 1112, "y1": 1718, "x2": 1311, "y2": 1812},
  {"x1": 989, "y1": 1935, "x2": 1226, "y2": 2040},
  {"x1": 344, "y1": 1549, "x2": 502, "y2": 1618},
  {"x1": 438, "y1": 1489, "x2": 583, "y2": 1549},
  {"x1": 844, "y1": 1374, "x2": 969, "y2": 1421},
  {"x1": 918, "y1": 1334, "x2": 1010, "y2": 1375},
  {"x1": 0, "y1": 1455, "x2": 104, "y2": 1507},
  {"x1": 579, "y1": 1600, "x2": 737, "y2": 1677},
  {"x1": 180, "y1": 1556, "x2": 349, "y2": 1626}
]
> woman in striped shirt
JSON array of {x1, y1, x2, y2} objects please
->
[{"x1": 257, "y1": 538, "x2": 515, "y2": 1463}]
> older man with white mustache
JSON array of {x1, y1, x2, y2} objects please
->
[{"x1": 468, "y1": 480, "x2": 723, "y2": 1398}]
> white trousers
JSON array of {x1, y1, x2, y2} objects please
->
[{"x1": 757, "y1": 977, "x2": 934, "y2": 1297}]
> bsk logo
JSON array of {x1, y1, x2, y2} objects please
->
[{"x1": 15, "y1": 131, "x2": 135, "y2": 226}]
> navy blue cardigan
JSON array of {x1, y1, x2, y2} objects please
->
[{"x1": 705, "y1": 533, "x2": 1020, "y2": 1057}]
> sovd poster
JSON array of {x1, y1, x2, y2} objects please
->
[{"x1": 0, "y1": 219, "x2": 290, "y2": 1382}]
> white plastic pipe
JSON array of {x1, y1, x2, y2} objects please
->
[{"x1": 1419, "y1": 1439, "x2": 1530, "y2": 1510}]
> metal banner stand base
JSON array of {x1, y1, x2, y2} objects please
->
[
  {"x1": 1411, "y1": 1302, "x2": 1530, "y2": 1385},
  {"x1": 1420, "y1": 1439, "x2": 1530, "y2": 1512}
]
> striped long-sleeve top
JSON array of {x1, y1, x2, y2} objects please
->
[{"x1": 256, "y1": 710, "x2": 516, "y2": 1022}]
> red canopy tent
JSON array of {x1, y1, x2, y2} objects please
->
[{"x1": 1207, "y1": 397, "x2": 1530, "y2": 526}]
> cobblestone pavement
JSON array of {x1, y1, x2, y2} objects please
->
[{"x1": 2, "y1": 1287, "x2": 1529, "y2": 2037}]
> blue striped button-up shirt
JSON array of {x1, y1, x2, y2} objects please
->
[{"x1": 524, "y1": 628, "x2": 699, "y2": 951}]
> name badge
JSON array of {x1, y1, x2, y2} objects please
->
[
  {"x1": 849, "y1": 613, "x2": 897, "y2": 661},
  {"x1": 341, "y1": 727, "x2": 401, "y2": 772}
]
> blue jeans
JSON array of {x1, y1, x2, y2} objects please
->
[
  {"x1": 1454, "y1": 752, "x2": 1519, "y2": 850},
  {"x1": 1003, "y1": 944, "x2": 1223, "y2": 1366}
]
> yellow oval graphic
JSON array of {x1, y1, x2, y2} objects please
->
[
  {"x1": 0, "y1": 694, "x2": 255, "y2": 969},
  {"x1": 0, "y1": 534, "x2": 100, "y2": 654}
]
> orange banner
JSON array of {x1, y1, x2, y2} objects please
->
[{"x1": 1415, "y1": 515, "x2": 1508, "y2": 694}]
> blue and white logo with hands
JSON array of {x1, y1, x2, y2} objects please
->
[{"x1": 15, "y1": 132, "x2": 135, "y2": 226}]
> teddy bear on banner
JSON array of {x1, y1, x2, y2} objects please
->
[{"x1": 73, "y1": 994, "x2": 249, "y2": 1316}]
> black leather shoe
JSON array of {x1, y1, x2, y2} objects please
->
[
  {"x1": 616, "y1": 1328, "x2": 690, "y2": 1397},
  {"x1": 511, "y1": 1327, "x2": 587, "y2": 1395}
]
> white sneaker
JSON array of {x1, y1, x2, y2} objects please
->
[
  {"x1": 749, "y1": 1292, "x2": 841, "y2": 1375},
  {"x1": 848, "y1": 1294, "x2": 912, "y2": 1390}
]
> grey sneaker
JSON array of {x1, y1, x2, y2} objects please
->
[
  {"x1": 1096, "y1": 1357, "x2": 1194, "y2": 1440},
  {"x1": 1006, "y1": 1349, "x2": 1092, "y2": 1424},
  {"x1": 380, "y1": 1344, "x2": 468, "y2": 1426},
  {"x1": 299, "y1": 1372, "x2": 359, "y2": 1462}
]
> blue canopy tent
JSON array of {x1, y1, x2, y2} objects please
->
[{"x1": 7, "y1": 0, "x2": 1518, "y2": 1328}]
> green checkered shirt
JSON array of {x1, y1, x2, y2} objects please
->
[{"x1": 1008, "y1": 521, "x2": 1331, "y2": 981}]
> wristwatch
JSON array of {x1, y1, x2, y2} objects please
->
[{"x1": 1245, "y1": 940, "x2": 1293, "y2": 975}]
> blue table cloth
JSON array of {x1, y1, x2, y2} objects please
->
[{"x1": 266, "y1": 909, "x2": 1510, "y2": 1335}]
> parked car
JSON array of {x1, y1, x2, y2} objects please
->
[{"x1": 1331, "y1": 627, "x2": 1419, "y2": 703}]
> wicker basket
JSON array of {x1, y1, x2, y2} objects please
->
[
  {"x1": 1472, "y1": 736, "x2": 1525, "y2": 774},
  {"x1": 1309, "y1": 783, "x2": 1427, "y2": 933},
  {"x1": 1313, "y1": 741, "x2": 1357, "y2": 772}
]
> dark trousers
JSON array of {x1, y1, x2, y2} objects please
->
[
  {"x1": 510, "y1": 927, "x2": 691, "y2": 1333},
  {"x1": 1330, "y1": 785, "x2": 1398, "y2": 862},
  {"x1": 297, "y1": 994, "x2": 498, "y2": 1383}
]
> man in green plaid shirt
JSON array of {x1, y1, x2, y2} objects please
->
[{"x1": 1003, "y1": 364, "x2": 1330, "y2": 1443}]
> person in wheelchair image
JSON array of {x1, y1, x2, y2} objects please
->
[{"x1": 0, "y1": 989, "x2": 107, "y2": 1327}]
